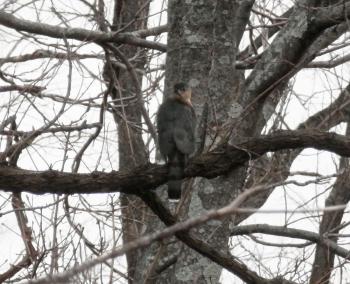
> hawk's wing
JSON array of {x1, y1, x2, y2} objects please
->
[
  {"x1": 173, "y1": 104, "x2": 196, "y2": 155},
  {"x1": 157, "y1": 100, "x2": 176, "y2": 158},
  {"x1": 157, "y1": 99, "x2": 196, "y2": 157},
  {"x1": 157, "y1": 98, "x2": 196, "y2": 200}
]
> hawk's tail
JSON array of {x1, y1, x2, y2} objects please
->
[
  {"x1": 167, "y1": 152, "x2": 185, "y2": 200},
  {"x1": 167, "y1": 180, "x2": 182, "y2": 200}
]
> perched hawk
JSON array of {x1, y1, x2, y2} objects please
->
[{"x1": 157, "y1": 82, "x2": 196, "y2": 200}]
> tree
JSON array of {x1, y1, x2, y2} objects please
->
[{"x1": 0, "y1": 0, "x2": 350, "y2": 283}]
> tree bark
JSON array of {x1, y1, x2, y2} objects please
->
[{"x1": 107, "y1": 1, "x2": 150, "y2": 282}]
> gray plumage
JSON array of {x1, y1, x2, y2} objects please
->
[{"x1": 157, "y1": 92, "x2": 196, "y2": 200}]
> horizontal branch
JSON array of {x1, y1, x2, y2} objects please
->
[
  {"x1": 0, "y1": 11, "x2": 166, "y2": 52},
  {"x1": 0, "y1": 85, "x2": 45, "y2": 93},
  {"x1": 236, "y1": 53, "x2": 350, "y2": 70},
  {"x1": 130, "y1": 24, "x2": 167, "y2": 38},
  {"x1": 0, "y1": 122, "x2": 101, "y2": 137},
  {"x1": 4, "y1": 48, "x2": 345, "y2": 72},
  {"x1": 231, "y1": 224, "x2": 350, "y2": 260},
  {"x1": 0, "y1": 50, "x2": 146, "y2": 74},
  {"x1": 0, "y1": 50, "x2": 104, "y2": 64},
  {"x1": 0, "y1": 130, "x2": 350, "y2": 195}
]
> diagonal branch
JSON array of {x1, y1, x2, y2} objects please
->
[
  {"x1": 0, "y1": 193, "x2": 38, "y2": 282},
  {"x1": 0, "y1": 11, "x2": 166, "y2": 52},
  {"x1": 139, "y1": 192, "x2": 292, "y2": 284},
  {"x1": 25, "y1": 189, "x2": 297, "y2": 284},
  {"x1": 236, "y1": 83, "x2": 350, "y2": 225},
  {"x1": 242, "y1": 3, "x2": 350, "y2": 133}
]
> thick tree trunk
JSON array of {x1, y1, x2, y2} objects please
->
[
  {"x1": 135, "y1": 1, "x2": 253, "y2": 282},
  {"x1": 171, "y1": 1, "x2": 247, "y2": 282},
  {"x1": 134, "y1": 1, "x2": 218, "y2": 282}
]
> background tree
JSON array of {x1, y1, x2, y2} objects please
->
[{"x1": 0, "y1": 0, "x2": 350, "y2": 283}]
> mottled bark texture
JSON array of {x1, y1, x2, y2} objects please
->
[
  {"x1": 171, "y1": 1, "x2": 251, "y2": 282},
  {"x1": 134, "y1": 0, "x2": 218, "y2": 282},
  {"x1": 138, "y1": 0, "x2": 252, "y2": 283}
]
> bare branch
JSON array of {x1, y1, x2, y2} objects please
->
[
  {"x1": 231, "y1": 224, "x2": 350, "y2": 260},
  {"x1": 0, "y1": 11, "x2": 167, "y2": 52},
  {"x1": 0, "y1": 193, "x2": 38, "y2": 282},
  {"x1": 315, "y1": 2, "x2": 350, "y2": 27},
  {"x1": 0, "y1": 122, "x2": 102, "y2": 137},
  {"x1": 0, "y1": 130, "x2": 350, "y2": 195},
  {"x1": 0, "y1": 49, "x2": 103, "y2": 64},
  {"x1": 0, "y1": 84, "x2": 45, "y2": 94},
  {"x1": 26, "y1": 189, "x2": 297, "y2": 284}
]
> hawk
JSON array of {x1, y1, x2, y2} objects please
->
[{"x1": 157, "y1": 82, "x2": 196, "y2": 200}]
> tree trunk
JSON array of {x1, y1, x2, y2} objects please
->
[
  {"x1": 108, "y1": 1, "x2": 150, "y2": 282},
  {"x1": 134, "y1": 1, "x2": 254, "y2": 282}
]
